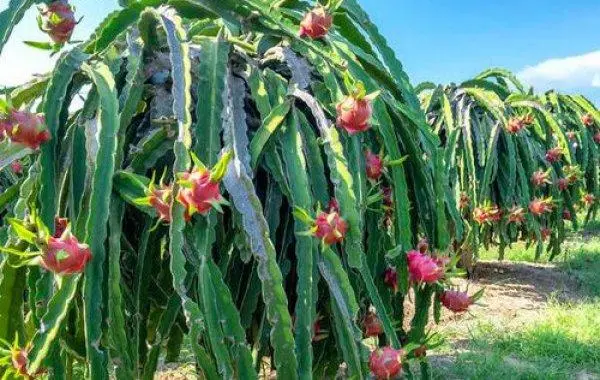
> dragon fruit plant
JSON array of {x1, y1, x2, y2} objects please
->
[
  {"x1": 418, "y1": 68, "x2": 600, "y2": 263},
  {"x1": 0, "y1": 0, "x2": 461, "y2": 379}
]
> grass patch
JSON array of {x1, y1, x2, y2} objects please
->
[
  {"x1": 433, "y1": 301, "x2": 600, "y2": 380},
  {"x1": 561, "y1": 239, "x2": 600, "y2": 297},
  {"x1": 478, "y1": 241, "x2": 539, "y2": 263}
]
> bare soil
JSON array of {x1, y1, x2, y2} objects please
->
[{"x1": 442, "y1": 259, "x2": 583, "y2": 328}]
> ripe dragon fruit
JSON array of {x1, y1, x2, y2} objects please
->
[
  {"x1": 581, "y1": 113, "x2": 594, "y2": 127},
  {"x1": 583, "y1": 193, "x2": 596, "y2": 206},
  {"x1": 363, "y1": 310, "x2": 384, "y2": 337},
  {"x1": 149, "y1": 185, "x2": 175, "y2": 222},
  {"x1": 41, "y1": 231, "x2": 91, "y2": 275},
  {"x1": 40, "y1": 1, "x2": 77, "y2": 44},
  {"x1": 531, "y1": 169, "x2": 551, "y2": 187},
  {"x1": 177, "y1": 152, "x2": 231, "y2": 217},
  {"x1": 507, "y1": 206, "x2": 526, "y2": 224},
  {"x1": 594, "y1": 132, "x2": 600, "y2": 144},
  {"x1": 440, "y1": 290, "x2": 473, "y2": 313},
  {"x1": 529, "y1": 197, "x2": 553, "y2": 216},
  {"x1": 545, "y1": 147, "x2": 563, "y2": 163},
  {"x1": 313, "y1": 210, "x2": 348, "y2": 245},
  {"x1": 472, "y1": 204, "x2": 501, "y2": 224},
  {"x1": 383, "y1": 266, "x2": 398, "y2": 293},
  {"x1": 557, "y1": 178, "x2": 569, "y2": 191},
  {"x1": 11, "y1": 347, "x2": 29, "y2": 378},
  {"x1": 505, "y1": 117, "x2": 524, "y2": 134},
  {"x1": 562, "y1": 209, "x2": 572, "y2": 221},
  {"x1": 298, "y1": 6, "x2": 332, "y2": 39},
  {"x1": 563, "y1": 165, "x2": 583, "y2": 184},
  {"x1": 336, "y1": 84, "x2": 377, "y2": 134},
  {"x1": 369, "y1": 347, "x2": 403, "y2": 380},
  {"x1": 177, "y1": 171, "x2": 223, "y2": 216},
  {"x1": 472, "y1": 207, "x2": 487, "y2": 224},
  {"x1": 407, "y1": 250, "x2": 443, "y2": 284},
  {"x1": 521, "y1": 114, "x2": 534, "y2": 126},
  {"x1": 365, "y1": 150, "x2": 384, "y2": 180},
  {"x1": 1, "y1": 110, "x2": 50, "y2": 150}
]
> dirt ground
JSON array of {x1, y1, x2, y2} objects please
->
[{"x1": 440, "y1": 259, "x2": 583, "y2": 329}]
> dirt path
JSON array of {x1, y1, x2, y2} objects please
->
[{"x1": 442, "y1": 260, "x2": 583, "y2": 330}]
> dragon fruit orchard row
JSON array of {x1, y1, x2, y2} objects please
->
[{"x1": 0, "y1": 1, "x2": 598, "y2": 379}]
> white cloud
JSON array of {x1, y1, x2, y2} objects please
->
[{"x1": 518, "y1": 50, "x2": 600, "y2": 91}]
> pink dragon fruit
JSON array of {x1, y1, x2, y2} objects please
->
[
  {"x1": 298, "y1": 6, "x2": 332, "y2": 39},
  {"x1": 365, "y1": 150, "x2": 384, "y2": 180},
  {"x1": 472, "y1": 204, "x2": 501, "y2": 224},
  {"x1": 3, "y1": 110, "x2": 50, "y2": 149},
  {"x1": 369, "y1": 347, "x2": 403, "y2": 380},
  {"x1": 10, "y1": 161, "x2": 23, "y2": 174},
  {"x1": 557, "y1": 178, "x2": 569, "y2": 191},
  {"x1": 407, "y1": 250, "x2": 443, "y2": 284},
  {"x1": 149, "y1": 185, "x2": 175, "y2": 222},
  {"x1": 583, "y1": 193, "x2": 596, "y2": 206},
  {"x1": 507, "y1": 206, "x2": 526, "y2": 224},
  {"x1": 531, "y1": 169, "x2": 551, "y2": 187},
  {"x1": 529, "y1": 197, "x2": 553, "y2": 216},
  {"x1": 41, "y1": 231, "x2": 91, "y2": 275},
  {"x1": 440, "y1": 290, "x2": 473, "y2": 313},
  {"x1": 313, "y1": 210, "x2": 348, "y2": 245},
  {"x1": 581, "y1": 113, "x2": 594, "y2": 127},
  {"x1": 177, "y1": 170, "x2": 224, "y2": 216},
  {"x1": 545, "y1": 147, "x2": 563, "y2": 163},
  {"x1": 505, "y1": 117, "x2": 524, "y2": 134},
  {"x1": 336, "y1": 94, "x2": 373, "y2": 134},
  {"x1": 40, "y1": 1, "x2": 77, "y2": 44}
]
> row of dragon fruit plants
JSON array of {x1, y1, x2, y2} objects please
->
[
  {"x1": 0, "y1": 1, "x2": 597, "y2": 379},
  {"x1": 419, "y1": 72, "x2": 600, "y2": 264}
]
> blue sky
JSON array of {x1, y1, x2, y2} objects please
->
[{"x1": 1, "y1": 0, "x2": 599, "y2": 103}]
